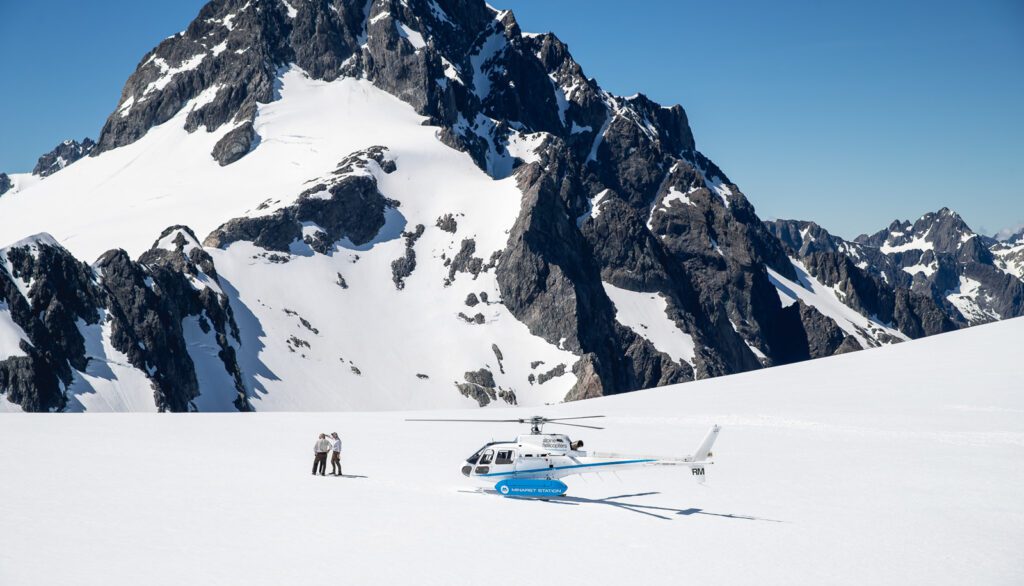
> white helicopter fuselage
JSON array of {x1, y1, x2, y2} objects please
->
[{"x1": 461, "y1": 428, "x2": 718, "y2": 490}]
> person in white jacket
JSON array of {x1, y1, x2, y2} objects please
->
[
  {"x1": 313, "y1": 433, "x2": 331, "y2": 476},
  {"x1": 330, "y1": 432, "x2": 343, "y2": 476}
]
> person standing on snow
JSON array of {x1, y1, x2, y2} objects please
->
[
  {"x1": 313, "y1": 433, "x2": 331, "y2": 476},
  {"x1": 330, "y1": 432, "x2": 343, "y2": 476}
]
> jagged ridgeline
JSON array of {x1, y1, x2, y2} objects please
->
[{"x1": 1, "y1": 0, "x2": 1021, "y2": 412}]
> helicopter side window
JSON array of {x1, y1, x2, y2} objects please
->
[
  {"x1": 495, "y1": 450, "x2": 515, "y2": 465},
  {"x1": 478, "y1": 450, "x2": 494, "y2": 465}
]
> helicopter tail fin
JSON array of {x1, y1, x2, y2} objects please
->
[
  {"x1": 692, "y1": 424, "x2": 720, "y2": 461},
  {"x1": 687, "y1": 425, "x2": 720, "y2": 485}
]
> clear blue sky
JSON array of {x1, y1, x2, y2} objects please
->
[{"x1": 1, "y1": 0, "x2": 1021, "y2": 238}]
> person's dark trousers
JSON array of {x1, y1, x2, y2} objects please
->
[
  {"x1": 331, "y1": 452, "x2": 341, "y2": 475},
  {"x1": 313, "y1": 452, "x2": 328, "y2": 475}
]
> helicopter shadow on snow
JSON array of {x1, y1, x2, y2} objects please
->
[{"x1": 462, "y1": 489, "x2": 785, "y2": 523}]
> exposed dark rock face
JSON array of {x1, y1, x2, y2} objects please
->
[
  {"x1": 0, "y1": 236, "x2": 103, "y2": 411},
  {"x1": 491, "y1": 343, "x2": 504, "y2": 373},
  {"x1": 446, "y1": 238, "x2": 484, "y2": 283},
  {"x1": 456, "y1": 367, "x2": 516, "y2": 406},
  {"x1": 139, "y1": 226, "x2": 248, "y2": 410},
  {"x1": 0, "y1": 230, "x2": 248, "y2": 412},
  {"x1": 436, "y1": 214, "x2": 458, "y2": 233},
  {"x1": 457, "y1": 312, "x2": 485, "y2": 324},
  {"x1": 796, "y1": 301, "x2": 862, "y2": 357},
  {"x1": 496, "y1": 143, "x2": 693, "y2": 400},
  {"x1": 212, "y1": 121, "x2": 257, "y2": 166},
  {"x1": 537, "y1": 363, "x2": 566, "y2": 385},
  {"x1": 205, "y1": 148, "x2": 396, "y2": 252},
  {"x1": 0, "y1": 173, "x2": 11, "y2": 196},
  {"x1": 32, "y1": 138, "x2": 96, "y2": 177},
  {"x1": 391, "y1": 224, "x2": 425, "y2": 289}
]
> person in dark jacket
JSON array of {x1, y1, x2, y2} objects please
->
[{"x1": 313, "y1": 433, "x2": 331, "y2": 476}]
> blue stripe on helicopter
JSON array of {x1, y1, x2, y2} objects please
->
[{"x1": 479, "y1": 459, "x2": 657, "y2": 477}]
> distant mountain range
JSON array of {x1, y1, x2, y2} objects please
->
[{"x1": 1, "y1": 0, "x2": 1021, "y2": 412}]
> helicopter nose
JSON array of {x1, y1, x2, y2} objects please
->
[{"x1": 461, "y1": 465, "x2": 472, "y2": 477}]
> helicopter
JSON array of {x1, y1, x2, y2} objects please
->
[{"x1": 406, "y1": 415, "x2": 721, "y2": 497}]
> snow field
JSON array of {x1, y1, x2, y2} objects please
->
[{"x1": 1, "y1": 318, "x2": 1021, "y2": 585}]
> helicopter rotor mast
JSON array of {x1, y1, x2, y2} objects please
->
[{"x1": 405, "y1": 415, "x2": 605, "y2": 434}]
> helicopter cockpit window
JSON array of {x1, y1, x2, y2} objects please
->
[
  {"x1": 478, "y1": 450, "x2": 494, "y2": 465},
  {"x1": 495, "y1": 450, "x2": 514, "y2": 465}
]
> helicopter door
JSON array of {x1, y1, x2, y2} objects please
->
[{"x1": 474, "y1": 449, "x2": 494, "y2": 475}]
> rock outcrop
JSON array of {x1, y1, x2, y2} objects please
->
[
  {"x1": 0, "y1": 230, "x2": 248, "y2": 412},
  {"x1": 32, "y1": 138, "x2": 96, "y2": 177}
]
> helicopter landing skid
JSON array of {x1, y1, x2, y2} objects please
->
[{"x1": 494, "y1": 479, "x2": 568, "y2": 498}]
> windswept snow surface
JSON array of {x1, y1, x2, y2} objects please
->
[{"x1": 4, "y1": 317, "x2": 1020, "y2": 585}]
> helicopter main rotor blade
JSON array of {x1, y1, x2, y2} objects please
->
[
  {"x1": 544, "y1": 415, "x2": 606, "y2": 422},
  {"x1": 404, "y1": 418, "x2": 524, "y2": 423},
  {"x1": 549, "y1": 422, "x2": 605, "y2": 430}
]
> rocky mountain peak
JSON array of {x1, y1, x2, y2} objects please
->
[
  {"x1": 0, "y1": 173, "x2": 11, "y2": 197},
  {"x1": 915, "y1": 207, "x2": 977, "y2": 252},
  {"x1": 32, "y1": 138, "x2": 96, "y2": 177},
  {"x1": 765, "y1": 219, "x2": 851, "y2": 257},
  {"x1": 92, "y1": 0, "x2": 704, "y2": 187},
  {"x1": 856, "y1": 207, "x2": 980, "y2": 256}
]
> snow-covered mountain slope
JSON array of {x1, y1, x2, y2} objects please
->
[
  {"x1": 0, "y1": 70, "x2": 434, "y2": 261},
  {"x1": 1, "y1": 317, "x2": 1020, "y2": 585},
  {"x1": 0, "y1": 70, "x2": 579, "y2": 411},
  {"x1": 0, "y1": 173, "x2": 40, "y2": 198},
  {"x1": 0, "y1": 139, "x2": 94, "y2": 198}
]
